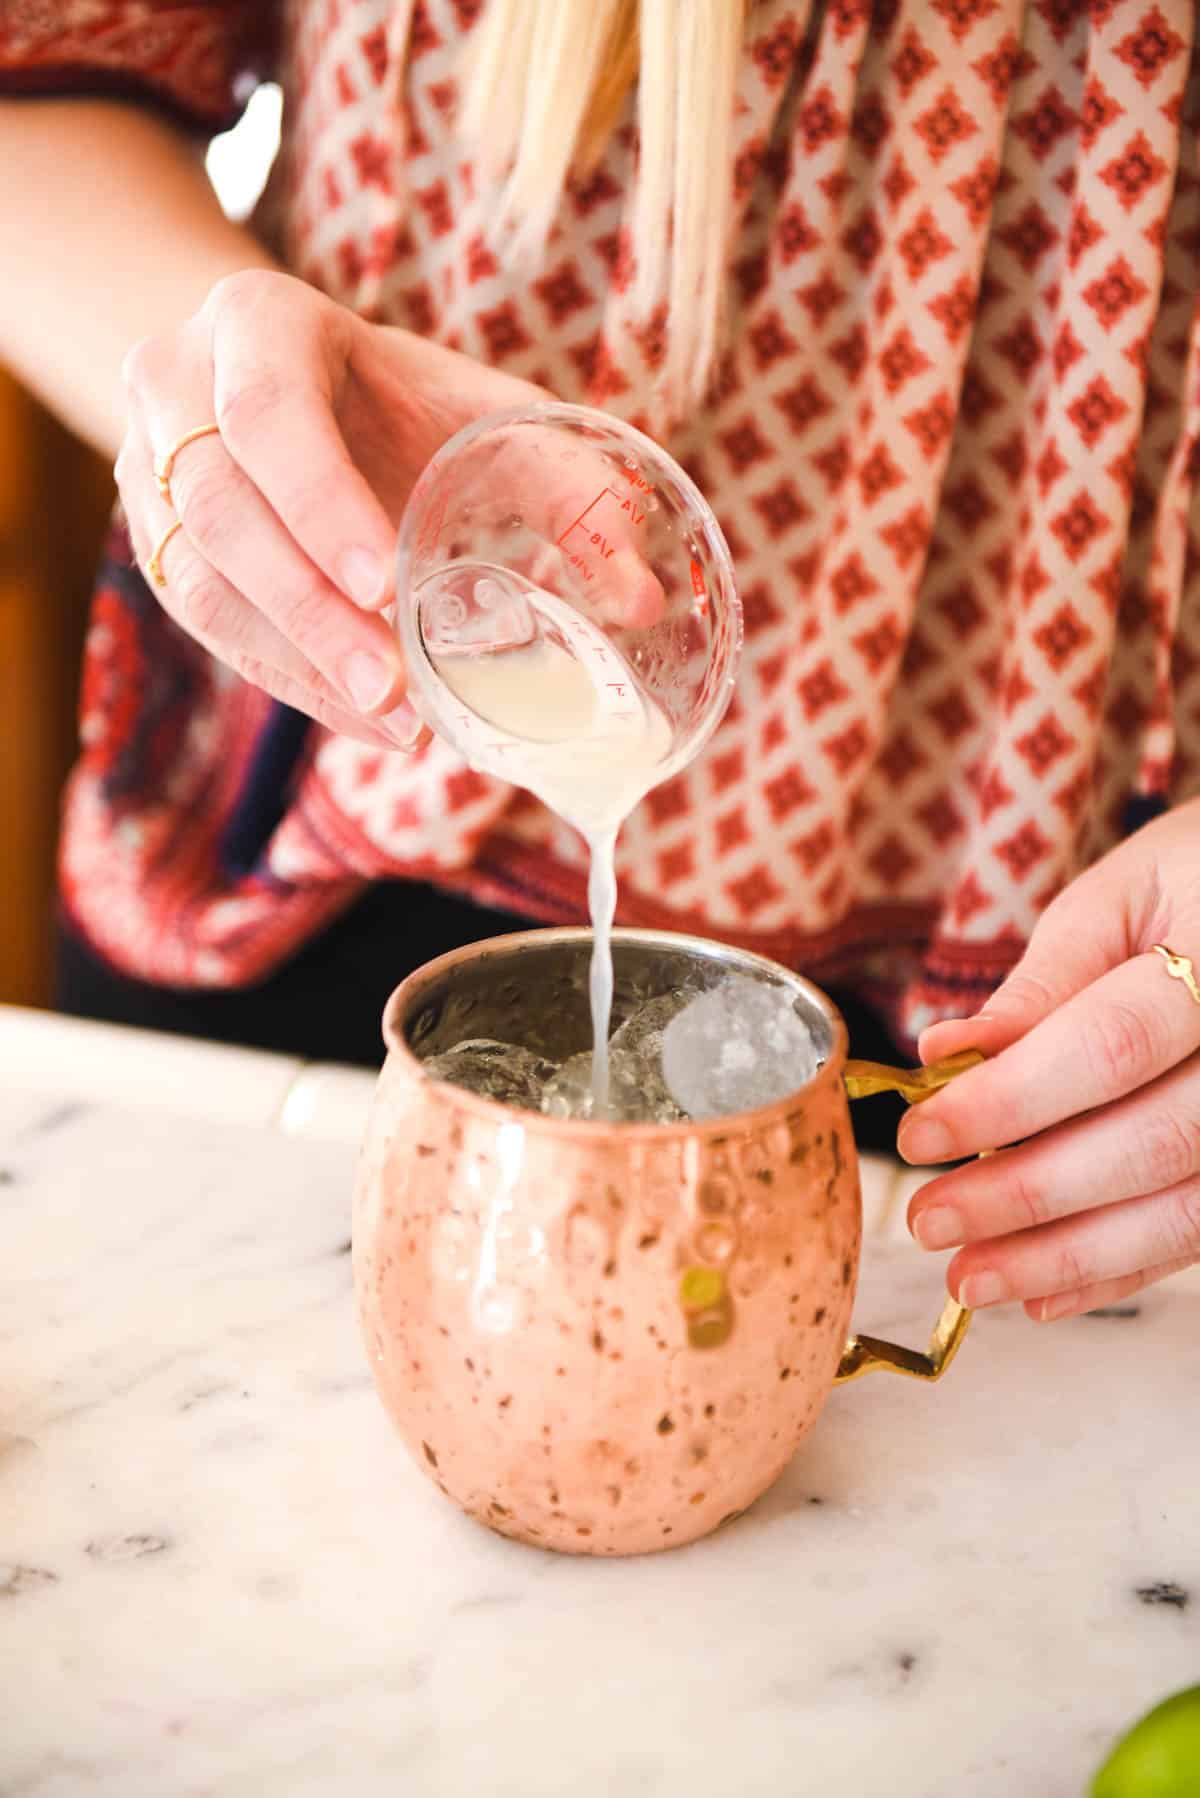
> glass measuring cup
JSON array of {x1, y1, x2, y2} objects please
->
[{"x1": 393, "y1": 402, "x2": 742, "y2": 804}]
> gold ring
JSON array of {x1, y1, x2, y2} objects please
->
[
  {"x1": 153, "y1": 422, "x2": 221, "y2": 505},
  {"x1": 1152, "y1": 944, "x2": 1200, "y2": 1008},
  {"x1": 147, "y1": 519, "x2": 183, "y2": 588}
]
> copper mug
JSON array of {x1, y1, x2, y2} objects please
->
[{"x1": 353, "y1": 929, "x2": 980, "y2": 1557}]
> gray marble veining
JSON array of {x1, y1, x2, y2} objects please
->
[{"x1": 1, "y1": 1011, "x2": 1197, "y2": 1797}]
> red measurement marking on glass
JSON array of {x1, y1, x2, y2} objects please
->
[{"x1": 557, "y1": 487, "x2": 648, "y2": 582}]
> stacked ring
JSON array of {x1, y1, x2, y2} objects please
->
[
  {"x1": 146, "y1": 518, "x2": 183, "y2": 587},
  {"x1": 152, "y1": 422, "x2": 221, "y2": 506},
  {"x1": 145, "y1": 421, "x2": 221, "y2": 588}
]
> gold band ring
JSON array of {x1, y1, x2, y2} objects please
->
[
  {"x1": 147, "y1": 519, "x2": 183, "y2": 588},
  {"x1": 153, "y1": 422, "x2": 221, "y2": 505},
  {"x1": 1152, "y1": 944, "x2": 1200, "y2": 1008}
]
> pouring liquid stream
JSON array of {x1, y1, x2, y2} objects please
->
[{"x1": 430, "y1": 627, "x2": 672, "y2": 1116}]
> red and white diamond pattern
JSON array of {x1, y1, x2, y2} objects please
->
[{"x1": 42, "y1": 0, "x2": 1200, "y2": 1036}]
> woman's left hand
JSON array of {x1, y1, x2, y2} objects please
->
[{"x1": 901, "y1": 797, "x2": 1200, "y2": 1321}]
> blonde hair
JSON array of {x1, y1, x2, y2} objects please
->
[{"x1": 460, "y1": 0, "x2": 744, "y2": 414}]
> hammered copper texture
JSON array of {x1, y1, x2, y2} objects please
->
[{"x1": 353, "y1": 930, "x2": 862, "y2": 1557}]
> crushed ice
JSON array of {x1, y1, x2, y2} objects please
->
[{"x1": 418, "y1": 976, "x2": 824, "y2": 1124}]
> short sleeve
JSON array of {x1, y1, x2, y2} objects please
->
[{"x1": 0, "y1": 2, "x2": 278, "y2": 134}]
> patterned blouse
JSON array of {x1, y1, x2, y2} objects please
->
[{"x1": 3, "y1": 0, "x2": 1198, "y2": 1050}]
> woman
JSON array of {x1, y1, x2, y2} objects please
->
[{"x1": 2, "y1": 0, "x2": 1198, "y2": 1320}]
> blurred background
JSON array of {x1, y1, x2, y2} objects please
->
[{"x1": 0, "y1": 88, "x2": 282, "y2": 1011}]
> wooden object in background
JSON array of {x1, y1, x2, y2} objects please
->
[{"x1": 0, "y1": 370, "x2": 112, "y2": 1007}]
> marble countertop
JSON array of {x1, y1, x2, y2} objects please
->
[{"x1": 2, "y1": 1002, "x2": 1197, "y2": 1798}]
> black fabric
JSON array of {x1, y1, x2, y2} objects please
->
[
  {"x1": 56, "y1": 881, "x2": 531, "y2": 1068},
  {"x1": 57, "y1": 879, "x2": 908, "y2": 1153},
  {"x1": 218, "y1": 703, "x2": 313, "y2": 878}
]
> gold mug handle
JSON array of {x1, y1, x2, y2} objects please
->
[{"x1": 834, "y1": 1049, "x2": 984, "y2": 1386}]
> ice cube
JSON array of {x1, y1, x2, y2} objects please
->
[
  {"x1": 421, "y1": 1038, "x2": 557, "y2": 1111},
  {"x1": 539, "y1": 1051, "x2": 597, "y2": 1119},
  {"x1": 659, "y1": 977, "x2": 822, "y2": 1120},
  {"x1": 540, "y1": 996, "x2": 690, "y2": 1123},
  {"x1": 607, "y1": 995, "x2": 689, "y2": 1122}
]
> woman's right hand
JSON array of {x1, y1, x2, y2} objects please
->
[{"x1": 115, "y1": 269, "x2": 550, "y2": 748}]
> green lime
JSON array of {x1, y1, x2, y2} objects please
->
[{"x1": 1092, "y1": 1686, "x2": 1200, "y2": 1797}]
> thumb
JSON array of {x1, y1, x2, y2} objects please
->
[{"x1": 918, "y1": 861, "x2": 1134, "y2": 1065}]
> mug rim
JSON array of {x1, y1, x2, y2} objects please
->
[{"x1": 381, "y1": 926, "x2": 851, "y2": 1140}]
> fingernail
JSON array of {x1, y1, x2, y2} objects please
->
[
  {"x1": 341, "y1": 649, "x2": 396, "y2": 712},
  {"x1": 922, "y1": 1015, "x2": 968, "y2": 1037},
  {"x1": 380, "y1": 700, "x2": 424, "y2": 749},
  {"x1": 899, "y1": 1114, "x2": 954, "y2": 1163},
  {"x1": 922, "y1": 1012, "x2": 992, "y2": 1047},
  {"x1": 340, "y1": 547, "x2": 386, "y2": 607},
  {"x1": 1038, "y1": 1291, "x2": 1077, "y2": 1322},
  {"x1": 913, "y1": 1205, "x2": 963, "y2": 1250},
  {"x1": 959, "y1": 1271, "x2": 1009, "y2": 1309}
]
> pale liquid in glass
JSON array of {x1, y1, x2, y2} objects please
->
[{"x1": 432, "y1": 636, "x2": 672, "y2": 1113}]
